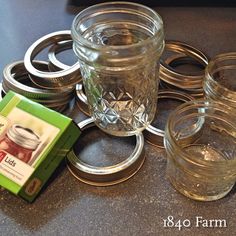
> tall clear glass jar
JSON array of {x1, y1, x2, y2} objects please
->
[
  {"x1": 71, "y1": 2, "x2": 164, "y2": 136},
  {"x1": 204, "y1": 52, "x2": 236, "y2": 109},
  {"x1": 164, "y1": 100, "x2": 236, "y2": 201}
]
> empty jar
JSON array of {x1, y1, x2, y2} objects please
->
[
  {"x1": 164, "y1": 100, "x2": 236, "y2": 201},
  {"x1": 204, "y1": 52, "x2": 236, "y2": 109},
  {"x1": 71, "y1": 2, "x2": 164, "y2": 136}
]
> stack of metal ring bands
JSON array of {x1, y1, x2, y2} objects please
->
[
  {"x1": 2, "y1": 60, "x2": 74, "y2": 112},
  {"x1": 159, "y1": 41, "x2": 209, "y2": 98},
  {"x1": 2, "y1": 30, "x2": 82, "y2": 112}
]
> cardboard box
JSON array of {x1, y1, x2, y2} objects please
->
[{"x1": 0, "y1": 91, "x2": 80, "y2": 202}]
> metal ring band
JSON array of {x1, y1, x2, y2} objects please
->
[
  {"x1": 165, "y1": 54, "x2": 205, "y2": 73},
  {"x1": 24, "y1": 30, "x2": 81, "y2": 89},
  {"x1": 159, "y1": 80, "x2": 204, "y2": 98},
  {"x1": 160, "y1": 68, "x2": 203, "y2": 88},
  {"x1": 159, "y1": 41, "x2": 209, "y2": 89},
  {"x1": 75, "y1": 83, "x2": 90, "y2": 116},
  {"x1": 1, "y1": 82, "x2": 70, "y2": 112},
  {"x1": 66, "y1": 117, "x2": 145, "y2": 186},
  {"x1": 164, "y1": 40, "x2": 208, "y2": 66},
  {"x1": 160, "y1": 41, "x2": 208, "y2": 84},
  {"x1": 144, "y1": 90, "x2": 194, "y2": 148},
  {"x1": 48, "y1": 40, "x2": 73, "y2": 70},
  {"x1": 162, "y1": 54, "x2": 205, "y2": 87},
  {"x1": 3, "y1": 60, "x2": 74, "y2": 103},
  {"x1": 3, "y1": 75, "x2": 73, "y2": 106}
]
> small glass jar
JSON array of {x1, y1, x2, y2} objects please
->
[
  {"x1": 71, "y1": 2, "x2": 164, "y2": 136},
  {"x1": 0, "y1": 125, "x2": 40, "y2": 164},
  {"x1": 164, "y1": 100, "x2": 236, "y2": 201},
  {"x1": 204, "y1": 52, "x2": 236, "y2": 109}
]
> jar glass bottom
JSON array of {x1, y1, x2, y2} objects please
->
[{"x1": 166, "y1": 158, "x2": 235, "y2": 201}]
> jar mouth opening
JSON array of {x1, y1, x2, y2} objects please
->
[
  {"x1": 165, "y1": 100, "x2": 236, "y2": 168},
  {"x1": 71, "y1": 1, "x2": 164, "y2": 51},
  {"x1": 205, "y1": 52, "x2": 236, "y2": 94}
]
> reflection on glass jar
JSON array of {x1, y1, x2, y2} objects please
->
[
  {"x1": 204, "y1": 52, "x2": 236, "y2": 109},
  {"x1": 164, "y1": 100, "x2": 236, "y2": 201},
  {"x1": 0, "y1": 125, "x2": 41, "y2": 164},
  {"x1": 72, "y1": 2, "x2": 165, "y2": 136}
]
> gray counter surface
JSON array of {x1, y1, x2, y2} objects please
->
[{"x1": 0, "y1": 1, "x2": 235, "y2": 235}]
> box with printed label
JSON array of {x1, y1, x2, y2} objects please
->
[{"x1": 0, "y1": 91, "x2": 80, "y2": 202}]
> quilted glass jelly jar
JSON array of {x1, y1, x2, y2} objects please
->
[
  {"x1": 0, "y1": 125, "x2": 40, "y2": 164},
  {"x1": 204, "y1": 52, "x2": 236, "y2": 109},
  {"x1": 71, "y1": 2, "x2": 164, "y2": 136},
  {"x1": 164, "y1": 100, "x2": 236, "y2": 201}
]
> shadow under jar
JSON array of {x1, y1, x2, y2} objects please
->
[
  {"x1": 71, "y1": 2, "x2": 164, "y2": 136},
  {"x1": 164, "y1": 100, "x2": 236, "y2": 201}
]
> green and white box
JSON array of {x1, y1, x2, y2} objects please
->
[{"x1": 0, "y1": 91, "x2": 80, "y2": 202}]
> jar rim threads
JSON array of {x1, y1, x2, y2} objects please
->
[
  {"x1": 71, "y1": 1, "x2": 164, "y2": 51},
  {"x1": 204, "y1": 52, "x2": 236, "y2": 108},
  {"x1": 165, "y1": 100, "x2": 236, "y2": 169}
]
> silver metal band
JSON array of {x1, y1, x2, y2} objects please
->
[
  {"x1": 48, "y1": 40, "x2": 74, "y2": 71},
  {"x1": 159, "y1": 41, "x2": 208, "y2": 93},
  {"x1": 2, "y1": 60, "x2": 74, "y2": 111},
  {"x1": 66, "y1": 117, "x2": 145, "y2": 186},
  {"x1": 160, "y1": 80, "x2": 204, "y2": 98},
  {"x1": 144, "y1": 90, "x2": 194, "y2": 148},
  {"x1": 3, "y1": 60, "x2": 74, "y2": 100},
  {"x1": 24, "y1": 30, "x2": 81, "y2": 89},
  {"x1": 75, "y1": 83, "x2": 90, "y2": 116}
]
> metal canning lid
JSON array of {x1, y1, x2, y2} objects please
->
[
  {"x1": 75, "y1": 83, "x2": 90, "y2": 116},
  {"x1": 2, "y1": 60, "x2": 74, "y2": 101},
  {"x1": 144, "y1": 90, "x2": 195, "y2": 148},
  {"x1": 159, "y1": 40, "x2": 209, "y2": 90},
  {"x1": 7, "y1": 124, "x2": 41, "y2": 150},
  {"x1": 66, "y1": 117, "x2": 145, "y2": 186},
  {"x1": 24, "y1": 30, "x2": 81, "y2": 89}
]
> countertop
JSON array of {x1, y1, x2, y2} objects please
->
[{"x1": 0, "y1": 1, "x2": 236, "y2": 235}]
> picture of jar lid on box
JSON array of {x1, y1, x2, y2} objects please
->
[{"x1": 0, "y1": 124, "x2": 41, "y2": 164}]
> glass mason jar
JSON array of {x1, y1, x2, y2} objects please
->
[
  {"x1": 71, "y1": 2, "x2": 164, "y2": 136},
  {"x1": 164, "y1": 100, "x2": 236, "y2": 201},
  {"x1": 204, "y1": 52, "x2": 236, "y2": 109},
  {"x1": 0, "y1": 125, "x2": 40, "y2": 164}
]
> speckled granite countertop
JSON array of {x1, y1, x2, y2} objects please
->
[{"x1": 0, "y1": 1, "x2": 236, "y2": 235}]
